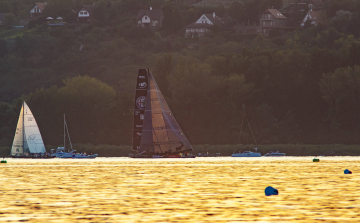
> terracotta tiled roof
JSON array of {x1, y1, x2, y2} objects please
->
[
  {"x1": 136, "y1": 9, "x2": 163, "y2": 20},
  {"x1": 35, "y1": 3, "x2": 46, "y2": 11},
  {"x1": 203, "y1": 14, "x2": 223, "y2": 26},
  {"x1": 80, "y1": 5, "x2": 94, "y2": 15},
  {"x1": 264, "y1": 9, "x2": 287, "y2": 19},
  {"x1": 307, "y1": 10, "x2": 326, "y2": 25}
]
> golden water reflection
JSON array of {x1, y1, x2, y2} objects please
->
[{"x1": 0, "y1": 157, "x2": 360, "y2": 222}]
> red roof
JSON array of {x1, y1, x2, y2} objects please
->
[
  {"x1": 263, "y1": 9, "x2": 287, "y2": 19},
  {"x1": 35, "y1": 3, "x2": 46, "y2": 11}
]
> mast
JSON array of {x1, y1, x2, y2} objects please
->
[
  {"x1": 22, "y1": 101, "x2": 24, "y2": 155},
  {"x1": 64, "y1": 114, "x2": 66, "y2": 150}
]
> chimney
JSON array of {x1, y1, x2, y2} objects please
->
[
  {"x1": 150, "y1": 7, "x2": 152, "y2": 10},
  {"x1": 213, "y1": 12, "x2": 215, "y2": 18}
]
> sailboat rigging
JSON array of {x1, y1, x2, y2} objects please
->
[
  {"x1": 51, "y1": 114, "x2": 97, "y2": 159},
  {"x1": 10, "y1": 101, "x2": 51, "y2": 158},
  {"x1": 131, "y1": 68, "x2": 194, "y2": 158}
]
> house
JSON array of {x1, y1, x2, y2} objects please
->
[
  {"x1": 77, "y1": 5, "x2": 94, "y2": 23},
  {"x1": 299, "y1": 0, "x2": 324, "y2": 10},
  {"x1": 259, "y1": 9, "x2": 287, "y2": 37},
  {"x1": 136, "y1": 7, "x2": 164, "y2": 29},
  {"x1": 185, "y1": 12, "x2": 224, "y2": 38},
  {"x1": 30, "y1": 3, "x2": 46, "y2": 18},
  {"x1": 282, "y1": 0, "x2": 323, "y2": 13},
  {"x1": 301, "y1": 10, "x2": 326, "y2": 26}
]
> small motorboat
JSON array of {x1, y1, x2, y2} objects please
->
[
  {"x1": 264, "y1": 151, "x2": 286, "y2": 157},
  {"x1": 231, "y1": 151, "x2": 261, "y2": 157},
  {"x1": 72, "y1": 153, "x2": 97, "y2": 159}
]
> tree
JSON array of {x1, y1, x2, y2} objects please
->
[
  {"x1": 0, "y1": 1, "x2": 10, "y2": 13},
  {"x1": 5, "y1": 13, "x2": 16, "y2": 26},
  {"x1": 153, "y1": 54, "x2": 173, "y2": 97}
]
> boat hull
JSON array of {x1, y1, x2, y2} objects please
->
[{"x1": 231, "y1": 153, "x2": 261, "y2": 157}]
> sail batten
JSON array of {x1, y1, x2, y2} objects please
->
[{"x1": 133, "y1": 69, "x2": 193, "y2": 155}]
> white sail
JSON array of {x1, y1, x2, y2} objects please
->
[
  {"x1": 10, "y1": 104, "x2": 24, "y2": 156},
  {"x1": 23, "y1": 102, "x2": 46, "y2": 154}
]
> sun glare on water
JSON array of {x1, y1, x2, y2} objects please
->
[{"x1": 0, "y1": 157, "x2": 359, "y2": 222}]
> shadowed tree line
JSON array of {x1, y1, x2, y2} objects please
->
[{"x1": 1, "y1": 0, "x2": 360, "y2": 147}]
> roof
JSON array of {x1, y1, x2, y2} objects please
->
[
  {"x1": 185, "y1": 22, "x2": 213, "y2": 28},
  {"x1": 263, "y1": 9, "x2": 287, "y2": 19},
  {"x1": 136, "y1": 9, "x2": 163, "y2": 20},
  {"x1": 34, "y1": 3, "x2": 46, "y2": 11},
  {"x1": 80, "y1": 5, "x2": 94, "y2": 15},
  {"x1": 203, "y1": 14, "x2": 223, "y2": 26},
  {"x1": 0, "y1": 13, "x2": 11, "y2": 23},
  {"x1": 306, "y1": 10, "x2": 326, "y2": 25}
]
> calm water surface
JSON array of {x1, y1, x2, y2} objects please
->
[{"x1": 0, "y1": 157, "x2": 359, "y2": 222}]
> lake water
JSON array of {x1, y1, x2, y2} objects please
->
[{"x1": 0, "y1": 157, "x2": 359, "y2": 222}]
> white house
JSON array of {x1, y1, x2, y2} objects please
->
[
  {"x1": 30, "y1": 3, "x2": 46, "y2": 18},
  {"x1": 301, "y1": 10, "x2": 326, "y2": 26},
  {"x1": 136, "y1": 7, "x2": 164, "y2": 30},
  {"x1": 77, "y1": 5, "x2": 94, "y2": 23},
  {"x1": 185, "y1": 12, "x2": 224, "y2": 38}
]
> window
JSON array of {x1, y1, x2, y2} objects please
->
[
  {"x1": 80, "y1": 12, "x2": 83, "y2": 15},
  {"x1": 145, "y1": 16, "x2": 148, "y2": 20},
  {"x1": 84, "y1": 12, "x2": 88, "y2": 15}
]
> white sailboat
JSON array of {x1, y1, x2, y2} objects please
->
[{"x1": 10, "y1": 101, "x2": 49, "y2": 158}]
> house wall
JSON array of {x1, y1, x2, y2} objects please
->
[
  {"x1": 195, "y1": 15, "x2": 212, "y2": 25},
  {"x1": 78, "y1": 9, "x2": 90, "y2": 18},
  {"x1": 260, "y1": 12, "x2": 287, "y2": 37},
  {"x1": 141, "y1": 15, "x2": 151, "y2": 24},
  {"x1": 30, "y1": 5, "x2": 42, "y2": 18},
  {"x1": 185, "y1": 27, "x2": 207, "y2": 38},
  {"x1": 301, "y1": 13, "x2": 316, "y2": 26}
]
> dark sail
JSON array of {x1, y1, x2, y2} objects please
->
[
  {"x1": 139, "y1": 70, "x2": 193, "y2": 155},
  {"x1": 133, "y1": 69, "x2": 149, "y2": 152}
]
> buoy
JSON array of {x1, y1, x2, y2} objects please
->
[
  {"x1": 1, "y1": 160, "x2": 7, "y2": 163},
  {"x1": 313, "y1": 158, "x2": 320, "y2": 162},
  {"x1": 265, "y1": 186, "x2": 278, "y2": 196},
  {"x1": 344, "y1": 169, "x2": 352, "y2": 174}
]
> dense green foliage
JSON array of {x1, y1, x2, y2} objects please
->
[{"x1": 1, "y1": 0, "x2": 360, "y2": 153}]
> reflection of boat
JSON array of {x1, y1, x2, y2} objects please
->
[
  {"x1": 231, "y1": 150, "x2": 261, "y2": 157},
  {"x1": 10, "y1": 101, "x2": 54, "y2": 158},
  {"x1": 51, "y1": 114, "x2": 97, "y2": 159},
  {"x1": 264, "y1": 151, "x2": 286, "y2": 157},
  {"x1": 130, "y1": 69, "x2": 194, "y2": 158}
]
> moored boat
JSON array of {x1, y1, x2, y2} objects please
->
[
  {"x1": 52, "y1": 114, "x2": 97, "y2": 159},
  {"x1": 130, "y1": 69, "x2": 194, "y2": 158},
  {"x1": 264, "y1": 151, "x2": 286, "y2": 157},
  {"x1": 231, "y1": 150, "x2": 262, "y2": 157}
]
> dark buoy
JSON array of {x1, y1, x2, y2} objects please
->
[
  {"x1": 344, "y1": 169, "x2": 352, "y2": 174},
  {"x1": 1, "y1": 157, "x2": 7, "y2": 163},
  {"x1": 313, "y1": 158, "x2": 320, "y2": 162},
  {"x1": 265, "y1": 186, "x2": 278, "y2": 196}
]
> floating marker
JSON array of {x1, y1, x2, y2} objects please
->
[
  {"x1": 265, "y1": 186, "x2": 278, "y2": 196},
  {"x1": 344, "y1": 169, "x2": 352, "y2": 174},
  {"x1": 1, "y1": 157, "x2": 6, "y2": 163},
  {"x1": 313, "y1": 158, "x2": 320, "y2": 162}
]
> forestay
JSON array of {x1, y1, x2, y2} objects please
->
[{"x1": 140, "y1": 70, "x2": 193, "y2": 154}]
